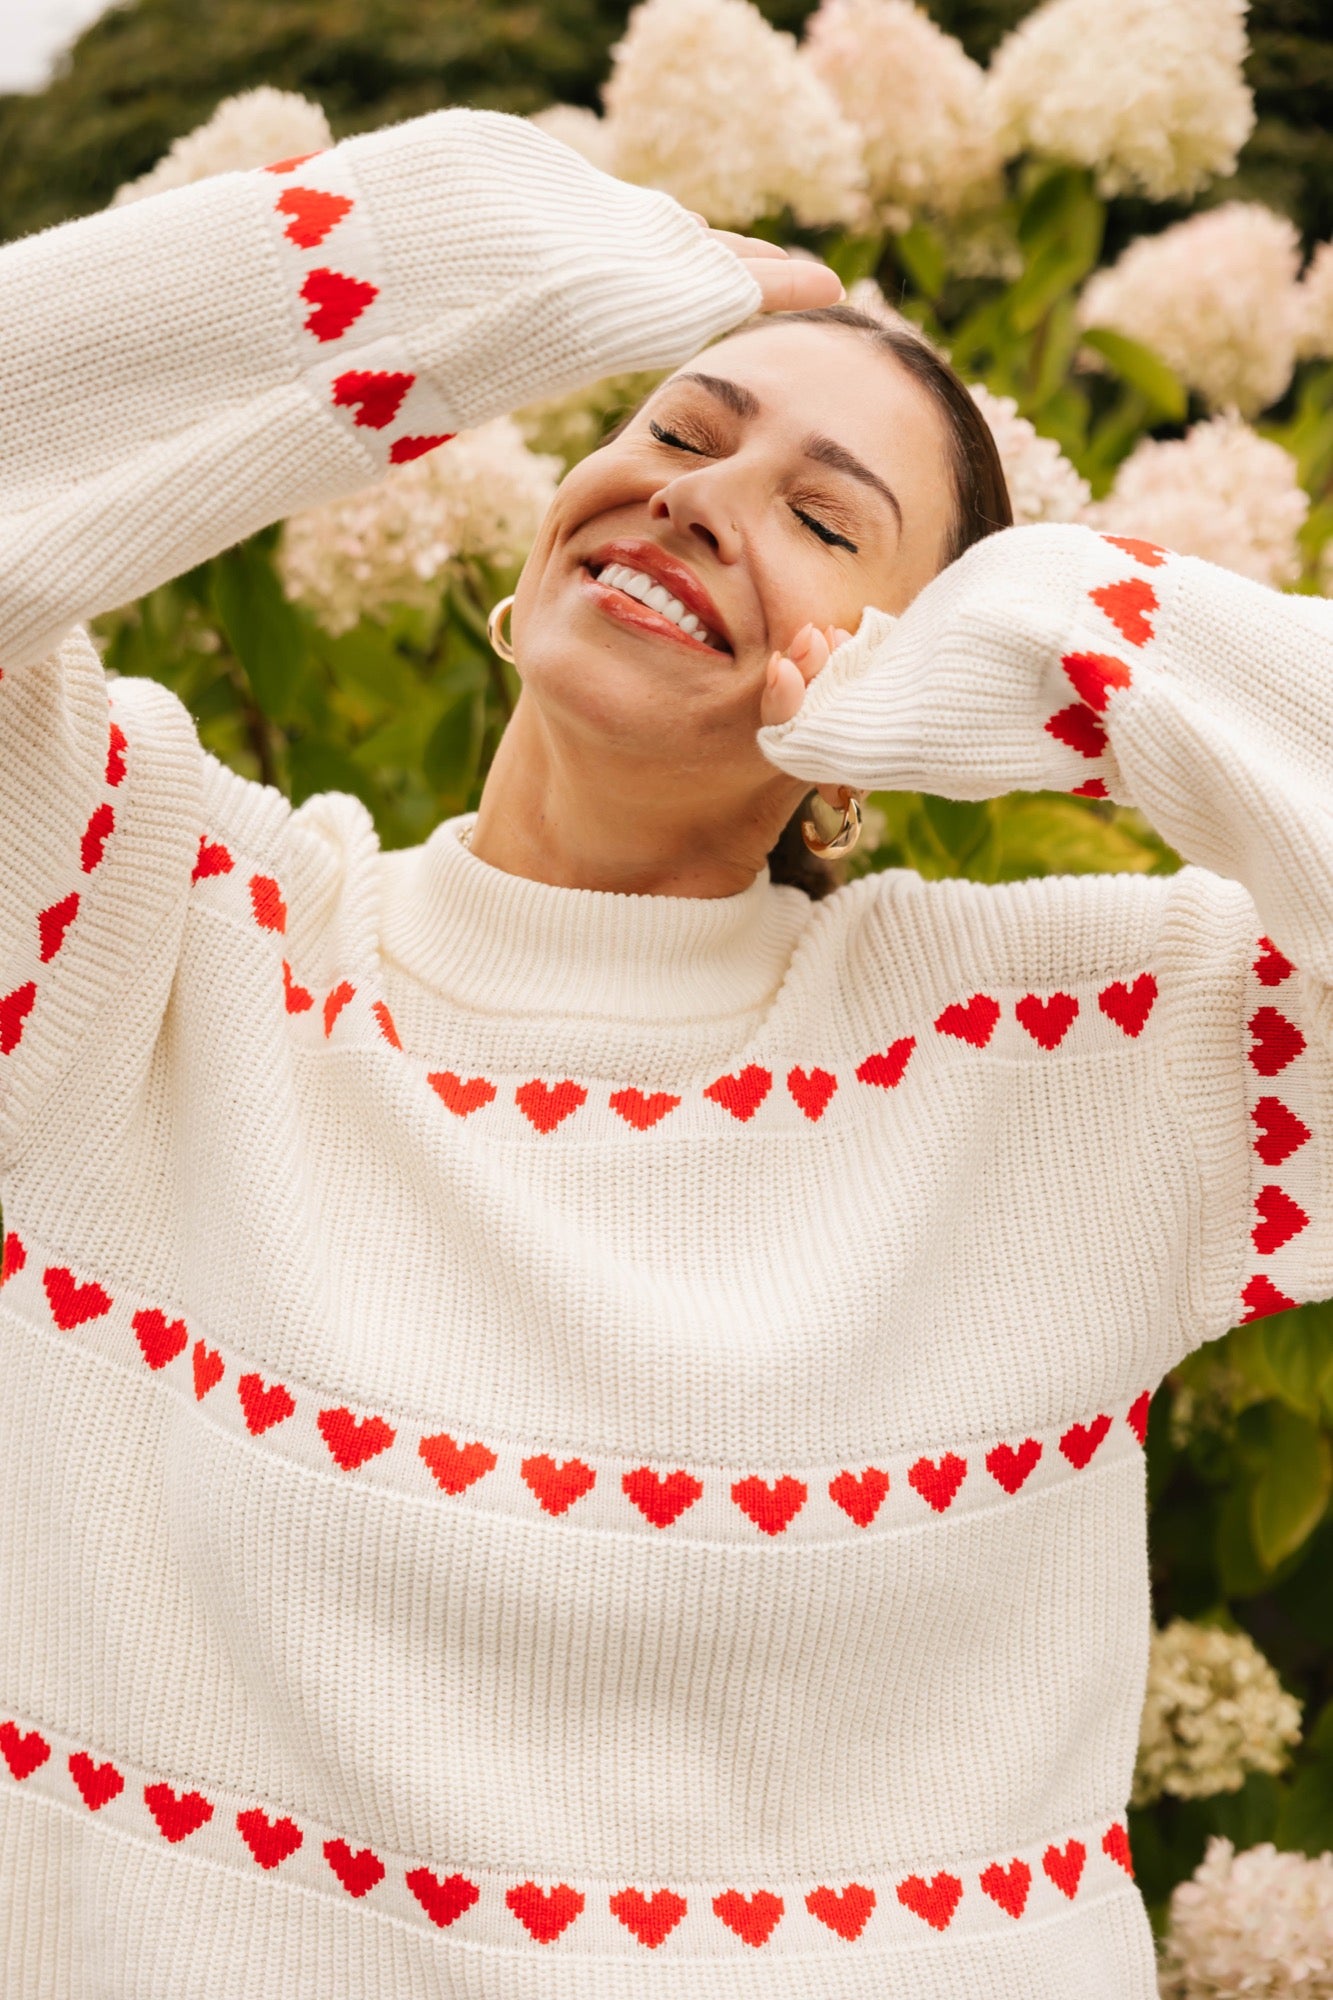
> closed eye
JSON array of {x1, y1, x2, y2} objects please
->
[{"x1": 647, "y1": 421, "x2": 859, "y2": 553}]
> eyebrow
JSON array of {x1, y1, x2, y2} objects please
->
[{"x1": 670, "y1": 371, "x2": 903, "y2": 537}]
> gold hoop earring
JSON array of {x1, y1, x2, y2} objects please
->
[
  {"x1": 487, "y1": 593, "x2": 516, "y2": 664},
  {"x1": 800, "y1": 790, "x2": 863, "y2": 858}
]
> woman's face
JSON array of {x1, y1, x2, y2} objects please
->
[{"x1": 507, "y1": 322, "x2": 957, "y2": 807}]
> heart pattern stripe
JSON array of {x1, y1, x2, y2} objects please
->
[
  {"x1": 805, "y1": 1883, "x2": 876, "y2": 1940},
  {"x1": 907, "y1": 1452, "x2": 968, "y2": 1513},
  {"x1": 934, "y1": 995, "x2": 1001, "y2": 1049},
  {"x1": 1015, "y1": 991, "x2": 1079, "y2": 1050},
  {"x1": 324, "y1": 1837, "x2": 386, "y2": 1898},
  {"x1": 712, "y1": 1889, "x2": 784, "y2": 1947},
  {"x1": 331, "y1": 368, "x2": 414, "y2": 431},
  {"x1": 506, "y1": 1881, "x2": 586, "y2": 1943},
  {"x1": 979, "y1": 1859, "x2": 1031, "y2": 1919},
  {"x1": 68, "y1": 1751, "x2": 125, "y2": 1811},
  {"x1": 787, "y1": 1064, "x2": 837, "y2": 1120},
  {"x1": 1089, "y1": 575, "x2": 1158, "y2": 646},
  {"x1": 1045, "y1": 703, "x2": 1108, "y2": 759},
  {"x1": 407, "y1": 1868, "x2": 480, "y2": 1927},
  {"x1": 1099, "y1": 974, "x2": 1157, "y2": 1038},
  {"x1": 731, "y1": 1474, "x2": 808, "y2": 1536},
  {"x1": 237, "y1": 1807, "x2": 304, "y2": 1870},
  {"x1": 1242, "y1": 1272, "x2": 1298, "y2": 1321},
  {"x1": 1251, "y1": 1096, "x2": 1310, "y2": 1166},
  {"x1": 1058, "y1": 1414, "x2": 1112, "y2": 1470},
  {"x1": 1247, "y1": 1006, "x2": 1305, "y2": 1077},
  {"x1": 1254, "y1": 935, "x2": 1294, "y2": 986},
  {"x1": 622, "y1": 1466, "x2": 703, "y2": 1528},
  {"x1": 275, "y1": 185, "x2": 353, "y2": 248},
  {"x1": 1252, "y1": 1183, "x2": 1310, "y2": 1255},
  {"x1": 1042, "y1": 1840, "x2": 1086, "y2": 1899},
  {"x1": 300, "y1": 266, "x2": 378, "y2": 343},
  {"x1": 609, "y1": 1887, "x2": 689, "y2": 1947},
  {"x1": 828, "y1": 1466, "x2": 890, "y2": 1527},
  {"x1": 985, "y1": 1438, "x2": 1042, "y2": 1495},
  {"x1": 704, "y1": 1064, "x2": 772, "y2": 1122},
  {"x1": 896, "y1": 1871, "x2": 963, "y2": 1931},
  {"x1": 419, "y1": 1433, "x2": 497, "y2": 1495},
  {"x1": 521, "y1": 1454, "x2": 596, "y2": 1516},
  {"x1": 609, "y1": 1087, "x2": 680, "y2": 1130},
  {"x1": 1060, "y1": 650, "x2": 1131, "y2": 713}
]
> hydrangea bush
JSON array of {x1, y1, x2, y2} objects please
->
[{"x1": 84, "y1": 14, "x2": 1333, "y2": 1985}]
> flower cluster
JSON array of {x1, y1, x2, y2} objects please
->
[
  {"x1": 802, "y1": 0, "x2": 1001, "y2": 227},
  {"x1": 278, "y1": 420, "x2": 562, "y2": 635},
  {"x1": 1297, "y1": 240, "x2": 1333, "y2": 363},
  {"x1": 1078, "y1": 205, "x2": 1304, "y2": 419},
  {"x1": 967, "y1": 384, "x2": 1089, "y2": 526},
  {"x1": 513, "y1": 369, "x2": 669, "y2": 471},
  {"x1": 601, "y1": 0, "x2": 869, "y2": 230},
  {"x1": 112, "y1": 88, "x2": 333, "y2": 204},
  {"x1": 987, "y1": 0, "x2": 1254, "y2": 202},
  {"x1": 1158, "y1": 1839, "x2": 1333, "y2": 1998},
  {"x1": 1087, "y1": 416, "x2": 1308, "y2": 590},
  {"x1": 1133, "y1": 1620, "x2": 1302, "y2": 1807}
]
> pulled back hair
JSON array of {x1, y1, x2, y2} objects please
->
[{"x1": 596, "y1": 304, "x2": 1014, "y2": 895}]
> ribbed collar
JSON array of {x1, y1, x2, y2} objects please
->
[{"x1": 377, "y1": 814, "x2": 812, "y2": 1023}]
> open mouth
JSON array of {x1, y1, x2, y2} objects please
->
[{"x1": 582, "y1": 562, "x2": 732, "y2": 655}]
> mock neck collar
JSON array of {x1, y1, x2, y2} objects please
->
[{"x1": 377, "y1": 814, "x2": 812, "y2": 1023}]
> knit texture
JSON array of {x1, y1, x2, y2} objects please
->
[{"x1": 2, "y1": 118, "x2": 1331, "y2": 1999}]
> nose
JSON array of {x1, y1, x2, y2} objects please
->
[{"x1": 647, "y1": 478, "x2": 743, "y2": 565}]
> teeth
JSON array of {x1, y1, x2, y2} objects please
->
[{"x1": 596, "y1": 563, "x2": 722, "y2": 648}]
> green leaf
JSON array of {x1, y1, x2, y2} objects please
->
[
  {"x1": 991, "y1": 795, "x2": 1163, "y2": 881},
  {"x1": 211, "y1": 544, "x2": 307, "y2": 719},
  {"x1": 825, "y1": 230, "x2": 886, "y2": 289},
  {"x1": 424, "y1": 689, "x2": 483, "y2": 802},
  {"x1": 1079, "y1": 328, "x2": 1188, "y2": 423},
  {"x1": 286, "y1": 736, "x2": 377, "y2": 810},
  {"x1": 893, "y1": 222, "x2": 947, "y2": 302},
  {"x1": 1250, "y1": 1403, "x2": 1333, "y2": 1569},
  {"x1": 1259, "y1": 1301, "x2": 1333, "y2": 1418},
  {"x1": 922, "y1": 795, "x2": 992, "y2": 865},
  {"x1": 1017, "y1": 164, "x2": 1096, "y2": 252}
]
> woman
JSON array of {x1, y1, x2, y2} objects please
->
[{"x1": 0, "y1": 106, "x2": 1327, "y2": 2000}]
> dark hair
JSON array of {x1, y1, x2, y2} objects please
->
[{"x1": 596, "y1": 303, "x2": 1014, "y2": 895}]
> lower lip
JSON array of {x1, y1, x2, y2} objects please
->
[{"x1": 579, "y1": 566, "x2": 731, "y2": 656}]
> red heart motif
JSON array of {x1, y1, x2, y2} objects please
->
[
  {"x1": 1061, "y1": 650, "x2": 1132, "y2": 713},
  {"x1": 106, "y1": 722, "x2": 128, "y2": 786},
  {"x1": 505, "y1": 1881, "x2": 586, "y2": 1943},
  {"x1": 1253, "y1": 1183, "x2": 1309, "y2": 1254},
  {"x1": 264, "y1": 152, "x2": 322, "y2": 175},
  {"x1": 192, "y1": 836, "x2": 233, "y2": 881},
  {"x1": 300, "y1": 267, "x2": 378, "y2": 343},
  {"x1": 1059, "y1": 1413, "x2": 1112, "y2": 1469},
  {"x1": 1045, "y1": 704, "x2": 1108, "y2": 759},
  {"x1": 249, "y1": 874, "x2": 287, "y2": 934},
  {"x1": 407, "y1": 1868, "x2": 480, "y2": 1927},
  {"x1": 907, "y1": 1452, "x2": 967, "y2": 1513},
  {"x1": 978, "y1": 1858, "x2": 1030, "y2": 1919},
  {"x1": 712, "y1": 1888, "x2": 784, "y2": 1946},
  {"x1": 515, "y1": 1079, "x2": 588, "y2": 1133},
  {"x1": 1099, "y1": 974, "x2": 1157, "y2": 1038},
  {"x1": 332, "y1": 368, "x2": 415, "y2": 431},
  {"x1": 323, "y1": 981, "x2": 355, "y2": 1038},
  {"x1": 895, "y1": 1871, "x2": 962, "y2": 1932},
  {"x1": 521, "y1": 1453, "x2": 596, "y2": 1516},
  {"x1": 1102, "y1": 1823, "x2": 1134, "y2": 1877},
  {"x1": 0, "y1": 981, "x2": 36, "y2": 1054},
  {"x1": 787, "y1": 1065, "x2": 837, "y2": 1121},
  {"x1": 144, "y1": 1782, "x2": 213, "y2": 1842},
  {"x1": 427, "y1": 1071, "x2": 497, "y2": 1117},
  {"x1": 609, "y1": 1887, "x2": 688, "y2": 1947},
  {"x1": 1126, "y1": 1391, "x2": 1151, "y2": 1447},
  {"x1": 934, "y1": 995, "x2": 1000, "y2": 1048},
  {"x1": 1, "y1": 1230, "x2": 26, "y2": 1283},
  {"x1": 1251, "y1": 1096, "x2": 1310, "y2": 1166},
  {"x1": 1042, "y1": 1838, "x2": 1086, "y2": 1898},
  {"x1": 317, "y1": 1406, "x2": 397, "y2": 1470},
  {"x1": 1100, "y1": 534, "x2": 1167, "y2": 569},
  {"x1": 828, "y1": 1466, "x2": 889, "y2": 1527},
  {"x1": 237, "y1": 1807, "x2": 303, "y2": 1869},
  {"x1": 43, "y1": 1266, "x2": 112, "y2": 1330},
  {"x1": 80, "y1": 802, "x2": 115, "y2": 873},
  {"x1": 0, "y1": 1721, "x2": 50, "y2": 1780},
  {"x1": 1254, "y1": 935, "x2": 1294, "y2": 986},
  {"x1": 132, "y1": 1307, "x2": 188, "y2": 1371},
  {"x1": 68, "y1": 1750, "x2": 124, "y2": 1811},
  {"x1": 704, "y1": 1064, "x2": 772, "y2": 1122},
  {"x1": 1015, "y1": 991, "x2": 1079, "y2": 1050},
  {"x1": 38, "y1": 892, "x2": 79, "y2": 963},
  {"x1": 1090, "y1": 576, "x2": 1157, "y2": 646},
  {"x1": 1248, "y1": 1006, "x2": 1305, "y2": 1076},
  {"x1": 419, "y1": 1432, "x2": 497, "y2": 1495},
  {"x1": 275, "y1": 185, "x2": 353, "y2": 248},
  {"x1": 1241, "y1": 1272, "x2": 1297, "y2": 1322},
  {"x1": 371, "y1": 1000, "x2": 401, "y2": 1048},
  {"x1": 323, "y1": 1836, "x2": 385, "y2": 1898},
  {"x1": 237, "y1": 1372, "x2": 296, "y2": 1436},
  {"x1": 622, "y1": 1466, "x2": 703, "y2": 1528},
  {"x1": 389, "y1": 433, "x2": 454, "y2": 464},
  {"x1": 282, "y1": 961, "x2": 313, "y2": 1014},
  {"x1": 1071, "y1": 777, "x2": 1108, "y2": 798},
  {"x1": 985, "y1": 1438, "x2": 1042, "y2": 1495},
  {"x1": 855, "y1": 1037, "x2": 915, "y2": 1088},
  {"x1": 805, "y1": 1883, "x2": 875, "y2": 1940},
  {"x1": 731, "y1": 1475, "x2": 807, "y2": 1536},
  {"x1": 609, "y1": 1087, "x2": 680, "y2": 1130},
  {"x1": 192, "y1": 1338, "x2": 224, "y2": 1400}
]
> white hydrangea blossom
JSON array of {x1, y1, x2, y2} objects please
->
[
  {"x1": 601, "y1": 0, "x2": 870, "y2": 231},
  {"x1": 277, "y1": 419, "x2": 562, "y2": 635},
  {"x1": 1296, "y1": 240, "x2": 1333, "y2": 362},
  {"x1": 987, "y1": 0, "x2": 1254, "y2": 202},
  {"x1": 1077, "y1": 205, "x2": 1303, "y2": 418},
  {"x1": 968, "y1": 384, "x2": 1089, "y2": 525},
  {"x1": 526, "y1": 104, "x2": 619, "y2": 177},
  {"x1": 112, "y1": 87, "x2": 333, "y2": 204},
  {"x1": 1133, "y1": 1620, "x2": 1302, "y2": 1807},
  {"x1": 801, "y1": 0, "x2": 1002, "y2": 227},
  {"x1": 1087, "y1": 416, "x2": 1308, "y2": 590},
  {"x1": 1158, "y1": 1839, "x2": 1333, "y2": 1999}
]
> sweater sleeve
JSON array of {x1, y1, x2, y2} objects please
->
[
  {"x1": 759, "y1": 522, "x2": 1333, "y2": 1337},
  {"x1": 0, "y1": 108, "x2": 763, "y2": 1164}
]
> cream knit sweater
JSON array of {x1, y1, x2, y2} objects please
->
[{"x1": 1, "y1": 109, "x2": 1330, "y2": 2000}]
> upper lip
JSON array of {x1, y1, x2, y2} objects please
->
[{"x1": 582, "y1": 539, "x2": 732, "y2": 650}]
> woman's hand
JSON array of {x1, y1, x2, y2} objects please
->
[
  {"x1": 686, "y1": 214, "x2": 845, "y2": 314},
  {"x1": 761, "y1": 621, "x2": 857, "y2": 808}
]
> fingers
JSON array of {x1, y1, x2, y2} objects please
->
[
  {"x1": 760, "y1": 650, "x2": 807, "y2": 728},
  {"x1": 705, "y1": 226, "x2": 791, "y2": 260},
  {"x1": 746, "y1": 258, "x2": 845, "y2": 313}
]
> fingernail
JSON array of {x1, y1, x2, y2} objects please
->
[{"x1": 788, "y1": 622, "x2": 815, "y2": 662}]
